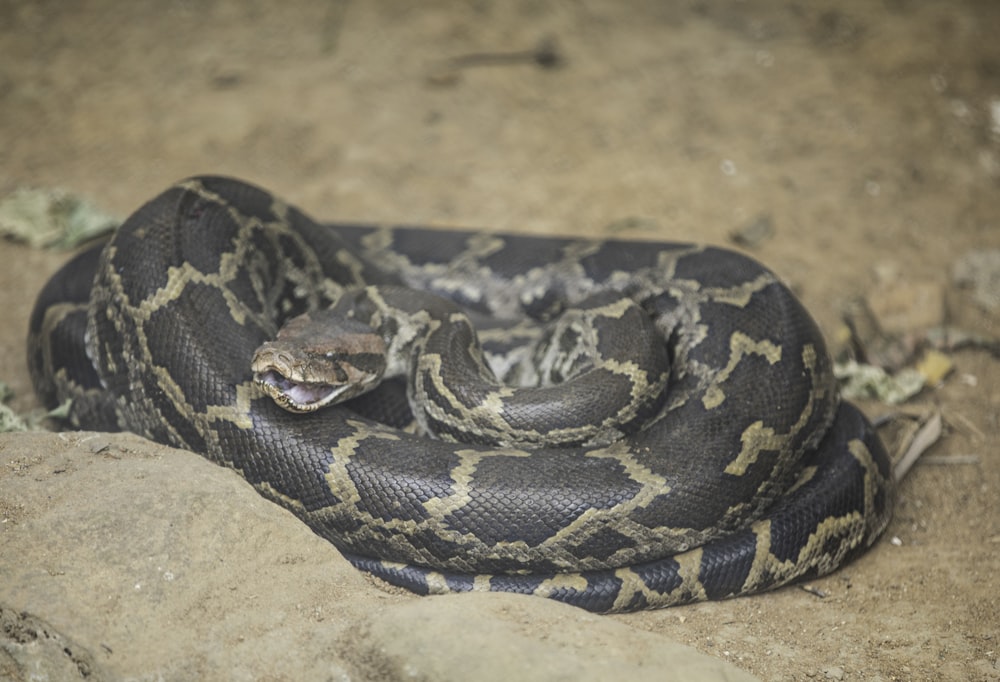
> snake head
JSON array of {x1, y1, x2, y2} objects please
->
[{"x1": 251, "y1": 310, "x2": 388, "y2": 413}]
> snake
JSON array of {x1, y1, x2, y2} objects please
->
[{"x1": 28, "y1": 176, "x2": 896, "y2": 613}]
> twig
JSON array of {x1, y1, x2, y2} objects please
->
[
  {"x1": 447, "y1": 35, "x2": 562, "y2": 69},
  {"x1": 798, "y1": 584, "x2": 828, "y2": 598},
  {"x1": 427, "y1": 36, "x2": 563, "y2": 85},
  {"x1": 893, "y1": 410, "x2": 942, "y2": 482},
  {"x1": 921, "y1": 454, "x2": 980, "y2": 465}
]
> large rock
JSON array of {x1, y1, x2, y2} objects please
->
[{"x1": 0, "y1": 431, "x2": 759, "y2": 681}]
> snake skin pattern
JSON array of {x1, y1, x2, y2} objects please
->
[{"x1": 28, "y1": 176, "x2": 896, "y2": 613}]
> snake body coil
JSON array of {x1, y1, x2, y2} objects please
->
[{"x1": 28, "y1": 176, "x2": 895, "y2": 613}]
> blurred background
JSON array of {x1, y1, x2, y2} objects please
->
[{"x1": 1, "y1": 2, "x2": 997, "y2": 680}]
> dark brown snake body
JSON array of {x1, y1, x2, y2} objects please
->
[{"x1": 28, "y1": 176, "x2": 895, "y2": 613}]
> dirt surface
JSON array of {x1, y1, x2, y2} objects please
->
[{"x1": 1, "y1": 1, "x2": 998, "y2": 680}]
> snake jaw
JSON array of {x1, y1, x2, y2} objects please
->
[
  {"x1": 253, "y1": 369, "x2": 358, "y2": 413},
  {"x1": 251, "y1": 348, "x2": 386, "y2": 413}
]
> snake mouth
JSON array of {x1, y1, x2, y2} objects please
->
[{"x1": 255, "y1": 370, "x2": 349, "y2": 412}]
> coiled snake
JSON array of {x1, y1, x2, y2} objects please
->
[{"x1": 28, "y1": 176, "x2": 895, "y2": 613}]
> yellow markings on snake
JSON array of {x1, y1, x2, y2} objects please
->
[
  {"x1": 615, "y1": 547, "x2": 709, "y2": 611},
  {"x1": 703, "y1": 272, "x2": 776, "y2": 307},
  {"x1": 322, "y1": 426, "x2": 379, "y2": 508},
  {"x1": 702, "y1": 332, "x2": 782, "y2": 410},
  {"x1": 536, "y1": 572, "x2": 590, "y2": 596},
  {"x1": 726, "y1": 420, "x2": 791, "y2": 477},
  {"x1": 724, "y1": 345, "x2": 828, "y2": 477},
  {"x1": 419, "y1": 447, "x2": 531, "y2": 520},
  {"x1": 205, "y1": 381, "x2": 257, "y2": 430},
  {"x1": 255, "y1": 479, "x2": 309, "y2": 515}
]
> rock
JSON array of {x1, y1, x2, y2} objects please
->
[
  {"x1": 0, "y1": 431, "x2": 759, "y2": 682},
  {"x1": 340, "y1": 593, "x2": 760, "y2": 682},
  {"x1": 0, "y1": 607, "x2": 108, "y2": 681}
]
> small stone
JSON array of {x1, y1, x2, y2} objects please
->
[
  {"x1": 867, "y1": 276, "x2": 945, "y2": 335},
  {"x1": 953, "y1": 249, "x2": 1000, "y2": 312},
  {"x1": 915, "y1": 349, "x2": 953, "y2": 385}
]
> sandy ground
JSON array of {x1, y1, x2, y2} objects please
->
[{"x1": 1, "y1": 1, "x2": 998, "y2": 680}]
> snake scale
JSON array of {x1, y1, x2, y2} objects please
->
[{"x1": 28, "y1": 176, "x2": 895, "y2": 613}]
